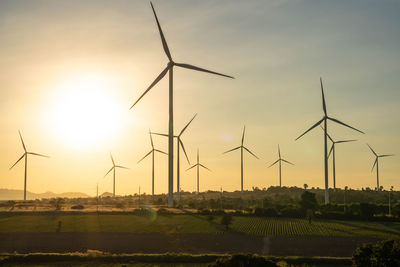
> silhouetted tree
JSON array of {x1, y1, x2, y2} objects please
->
[
  {"x1": 300, "y1": 191, "x2": 318, "y2": 212},
  {"x1": 221, "y1": 213, "x2": 233, "y2": 230}
]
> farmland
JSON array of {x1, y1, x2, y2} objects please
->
[{"x1": 0, "y1": 214, "x2": 399, "y2": 239}]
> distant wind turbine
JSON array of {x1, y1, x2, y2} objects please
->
[
  {"x1": 186, "y1": 149, "x2": 210, "y2": 194},
  {"x1": 10, "y1": 131, "x2": 49, "y2": 201},
  {"x1": 223, "y1": 126, "x2": 259, "y2": 193},
  {"x1": 104, "y1": 153, "x2": 129, "y2": 197},
  {"x1": 268, "y1": 145, "x2": 294, "y2": 187},
  {"x1": 295, "y1": 78, "x2": 364, "y2": 204},
  {"x1": 322, "y1": 126, "x2": 356, "y2": 191},
  {"x1": 367, "y1": 144, "x2": 394, "y2": 190},
  {"x1": 130, "y1": 2, "x2": 234, "y2": 207},
  {"x1": 152, "y1": 114, "x2": 197, "y2": 201},
  {"x1": 138, "y1": 130, "x2": 167, "y2": 198}
]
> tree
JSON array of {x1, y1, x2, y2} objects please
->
[
  {"x1": 300, "y1": 191, "x2": 318, "y2": 212},
  {"x1": 221, "y1": 213, "x2": 233, "y2": 230},
  {"x1": 304, "y1": 184, "x2": 308, "y2": 190},
  {"x1": 352, "y1": 239, "x2": 400, "y2": 267}
]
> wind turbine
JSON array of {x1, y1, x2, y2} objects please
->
[
  {"x1": 130, "y1": 2, "x2": 234, "y2": 207},
  {"x1": 104, "y1": 153, "x2": 129, "y2": 197},
  {"x1": 295, "y1": 78, "x2": 364, "y2": 204},
  {"x1": 268, "y1": 145, "x2": 294, "y2": 187},
  {"x1": 138, "y1": 130, "x2": 167, "y2": 198},
  {"x1": 223, "y1": 126, "x2": 259, "y2": 193},
  {"x1": 186, "y1": 149, "x2": 210, "y2": 194},
  {"x1": 322, "y1": 127, "x2": 356, "y2": 191},
  {"x1": 367, "y1": 144, "x2": 394, "y2": 190},
  {"x1": 10, "y1": 131, "x2": 49, "y2": 201},
  {"x1": 151, "y1": 114, "x2": 197, "y2": 201}
]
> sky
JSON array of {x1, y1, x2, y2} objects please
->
[{"x1": 0, "y1": 0, "x2": 399, "y2": 197}]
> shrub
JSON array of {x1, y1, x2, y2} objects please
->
[
  {"x1": 352, "y1": 239, "x2": 400, "y2": 267},
  {"x1": 71, "y1": 204, "x2": 84, "y2": 210},
  {"x1": 208, "y1": 254, "x2": 277, "y2": 267},
  {"x1": 157, "y1": 208, "x2": 171, "y2": 215}
]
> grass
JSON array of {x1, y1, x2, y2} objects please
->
[
  {"x1": 0, "y1": 213, "x2": 399, "y2": 238},
  {"x1": 0, "y1": 252, "x2": 353, "y2": 266}
]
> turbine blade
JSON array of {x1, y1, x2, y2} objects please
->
[
  {"x1": 222, "y1": 146, "x2": 241, "y2": 154},
  {"x1": 328, "y1": 144, "x2": 334, "y2": 159},
  {"x1": 278, "y1": 144, "x2": 281, "y2": 159},
  {"x1": 130, "y1": 66, "x2": 169, "y2": 109},
  {"x1": 150, "y1": 2, "x2": 172, "y2": 61},
  {"x1": 327, "y1": 117, "x2": 364, "y2": 134},
  {"x1": 241, "y1": 126, "x2": 246, "y2": 145},
  {"x1": 295, "y1": 118, "x2": 324, "y2": 141},
  {"x1": 174, "y1": 62, "x2": 234, "y2": 79},
  {"x1": 186, "y1": 164, "x2": 198, "y2": 171},
  {"x1": 243, "y1": 146, "x2": 259, "y2": 159},
  {"x1": 138, "y1": 150, "x2": 152, "y2": 163},
  {"x1": 179, "y1": 139, "x2": 190, "y2": 165},
  {"x1": 379, "y1": 154, "x2": 394, "y2": 158},
  {"x1": 10, "y1": 154, "x2": 25, "y2": 170},
  {"x1": 336, "y1": 140, "x2": 357, "y2": 144},
  {"x1": 27, "y1": 152, "x2": 49, "y2": 158},
  {"x1": 268, "y1": 159, "x2": 280, "y2": 168},
  {"x1": 367, "y1": 144, "x2": 377, "y2": 156},
  {"x1": 320, "y1": 125, "x2": 334, "y2": 142},
  {"x1": 149, "y1": 130, "x2": 154, "y2": 149},
  {"x1": 154, "y1": 149, "x2": 168, "y2": 155},
  {"x1": 179, "y1": 114, "x2": 197, "y2": 136},
  {"x1": 371, "y1": 158, "x2": 377, "y2": 172},
  {"x1": 116, "y1": 165, "x2": 130, "y2": 169},
  {"x1": 104, "y1": 166, "x2": 114, "y2": 177},
  {"x1": 200, "y1": 164, "x2": 211, "y2": 171},
  {"x1": 281, "y1": 159, "x2": 294, "y2": 165},
  {"x1": 320, "y1": 77, "x2": 327, "y2": 116},
  {"x1": 18, "y1": 130, "x2": 26, "y2": 152},
  {"x1": 110, "y1": 153, "x2": 115, "y2": 165},
  {"x1": 151, "y1": 132, "x2": 169, "y2": 137}
]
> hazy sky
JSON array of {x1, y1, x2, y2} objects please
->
[{"x1": 0, "y1": 0, "x2": 399, "y2": 196}]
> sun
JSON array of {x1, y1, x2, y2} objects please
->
[{"x1": 48, "y1": 73, "x2": 127, "y2": 149}]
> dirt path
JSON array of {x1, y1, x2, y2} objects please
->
[{"x1": 0, "y1": 233, "x2": 382, "y2": 256}]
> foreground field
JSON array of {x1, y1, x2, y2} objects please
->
[
  {"x1": 0, "y1": 214, "x2": 399, "y2": 239},
  {"x1": 0, "y1": 253, "x2": 353, "y2": 267},
  {"x1": 0, "y1": 214, "x2": 399, "y2": 256}
]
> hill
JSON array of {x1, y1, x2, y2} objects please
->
[{"x1": 0, "y1": 189, "x2": 90, "y2": 200}]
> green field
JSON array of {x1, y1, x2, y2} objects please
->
[{"x1": 0, "y1": 214, "x2": 399, "y2": 238}]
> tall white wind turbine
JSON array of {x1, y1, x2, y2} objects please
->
[
  {"x1": 104, "y1": 153, "x2": 129, "y2": 197},
  {"x1": 138, "y1": 130, "x2": 167, "y2": 198},
  {"x1": 186, "y1": 149, "x2": 210, "y2": 194},
  {"x1": 10, "y1": 131, "x2": 49, "y2": 201},
  {"x1": 268, "y1": 145, "x2": 294, "y2": 187},
  {"x1": 223, "y1": 126, "x2": 258, "y2": 193},
  {"x1": 295, "y1": 78, "x2": 364, "y2": 204},
  {"x1": 130, "y1": 2, "x2": 234, "y2": 207},
  {"x1": 367, "y1": 144, "x2": 394, "y2": 190},
  {"x1": 151, "y1": 114, "x2": 196, "y2": 201}
]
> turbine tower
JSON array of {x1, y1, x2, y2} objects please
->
[
  {"x1": 323, "y1": 127, "x2": 356, "y2": 191},
  {"x1": 268, "y1": 145, "x2": 294, "y2": 187},
  {"x1": 295, "y1": 78, "x2": 364, "y2": 204},
  {"x1": 367, "y1": 144, "x2": 394, "y2": 190},
  {"x1": 130, "y1": 2, "x2": 233, "y2": 207},
  {"x1": 223, "y1": 126, "x2": 258, "y2": 193},
  {"x1": 152, "y1": 114, "x2": 196, "y2": 201},
  {"x1": 104, "y1": 153, "x2": 129, "y2": 197},
  {"x1": 138, "y1": 130, "x2": 167, "y2": 198},
  {"x1": 10, "y1": 131, "x2": 49, "y2": 201},
  {"x1": 186, "y1": 149, "x2": 210, "y2": 194}
]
